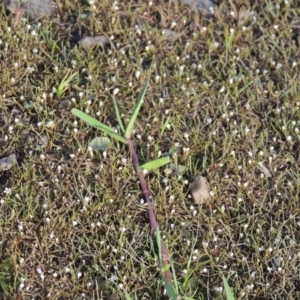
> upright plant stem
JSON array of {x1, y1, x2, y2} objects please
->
[{"x1": 127, "y1": 138, "x2": 172, "y2": 282}]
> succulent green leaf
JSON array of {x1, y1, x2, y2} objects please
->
[{"x1": 89, "y1": 137, "x2": 110, "y2": 150}]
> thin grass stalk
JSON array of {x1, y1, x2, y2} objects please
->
[{"x1": 127, "y1": 138, "x2": 172, "y2": 282}]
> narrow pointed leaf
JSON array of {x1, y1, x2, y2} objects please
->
[
  {"x1": 124, "y1": 290, "x2": 133, "y2": 300},
  {"x1": 125, "y1": 79, "x2": 149, "y2": 138},
  {"x1": 156, "y1": 226, "x2": 162, "y2": 264},
  {"x1": 162, "y1": 276, "x2": 178, "y2": 300},
  {"x1": 112, "y1": 97, "x2": 125, "y2": 134},
  {"x1": 94, "y1": 127, "x2": 127, "y2": 144},
  {"x1": 171, "y1": 260, "x2": 179, "y2": 293},
  {"x1": 223, "y1": 276, "x2": 235, "y2": 300},
  {"x1": 140, "y1": 156, "x2": 170, "y2": 171},
  {"x1": 160, "y1": 116, "x2": 170, "y2": 135},
  {"x1": 72, "y1": 108, "x2": 127, "y2": 143},
  {"x1": 57, "y1": 72, "x2": 78, "y2": 96},
  {"x1": 72, "y1": 108, "x2": 112, "y2": 131}
]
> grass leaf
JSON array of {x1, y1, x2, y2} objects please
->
[
  {"x1": 156, "y1": 226, "x2": 162, "y2": 265},
  {"x1": 56, "y1": 71, "x2": 78, "y2": 97},
  {"x1": 125, "y1": 79, "x2": 149, "y2": 138},
  {"x1": 140, "y1": 156, "x2": 170, "y2": 171},
  {"x1": 223, "y1": 275, "x2": 235, "y2": 300},
  {"x1": 112, "y1": 97, "x2": 125, "y2": 134},
  {"x1": 71, "y1": 108, "x2": 127, "y2": 143},
  {"x1": 124, "y1": 290, "x2": 133, "y2": 300},
  {"x1": 162, "y1": 276, "x2": 178, "y2": 300}
]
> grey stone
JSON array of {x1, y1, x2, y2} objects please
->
[
  {"x1": 79, "y1": 35, "x2": 110, "y2": 49},
  {"x1": 0, "y1": 154, "x2": 17, "y2": 172},
  {"x1": 6, "y1": 0, "x2": 56, "y2": 19},
  {"x1": 180, "y1": 0, "x2": 217, "y2": 10}
]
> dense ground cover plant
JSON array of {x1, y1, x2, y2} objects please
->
[{"x1": 0, "y1": 0, "x2": 300, "y2": 299}]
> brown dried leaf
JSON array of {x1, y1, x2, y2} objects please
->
[{"x1": 189, "y1": 175, "x2": 211, "y2": 205}]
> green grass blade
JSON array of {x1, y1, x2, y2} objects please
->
[
  {"x1": 71, "y1": 108, "x2": 127, "y2": 144},
  {"x1": 156, "y1": 226, "x2": 162, "y2": 265},
  {"x1": 57, "y1": 71, "x2": 78, "y2": 97},
  {"x1": 112, "y1": 97, "x2": 125, "y2": 134},
  {"x1": 72, "y1": 108, "x2": 112, "y2": 131},
  {"x1": 163, "y1": 276, "x2": 178, "y2": 300},
  {"x1": 140, "y1": 156, "x2": 170, "y2": 171},
  {"x1": 222, "y1": 276, "x2": 235, "y2": 300},
  {"x1": 156, "y1": 226, "x2": 178, "y2": 299},
  {"x1": 160, "y1": 116, "x2": 170, "y2": 135},
  {"x1": 124, "y1": 290, "x2": 133, "y2": 300},
  {"x1": 125, "y1": 79, "x2": 149, "y2": 138},
  {"x1": 171, "y1": 261, "x2": 179, "y2": 294}
]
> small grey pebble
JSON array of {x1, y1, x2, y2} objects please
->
[
  {"x1": 79, "y1": 36, "x2": 110, "y2": 49},
  {"x1": 7, "y1": 0, "x2": 56, "y2": 19},
  {"x1": 0, "y1": 154, "x2": 17, "y2": 172},
  {"x1": 180, "y1": 0, "x2": 217, "y2": 10},
  {"x1": 38, "y1": 135, "x2": 49, "y2": 148},
  {"x1": 59, "y1": 99, "x2": 71, "y2": 110},
  {"x1": 189, "y1": 175, "x2": 211, "y2": 205}
]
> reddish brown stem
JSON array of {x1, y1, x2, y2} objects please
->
[{"x1": 127, "y1": 138, "x2": 172, "y2": 282}]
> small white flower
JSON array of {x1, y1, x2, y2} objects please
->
[
  {"x1": 46, "y1": 120, "x2": 54, "y2": 128},
  {"x1": 213, "y1": 42, "x2": 220, "y2": 48},
  {"x1": 219, "y1": 86, "x2": 225, "y2": 93},
  {"x1": 179, "y1": 65, "x2": 184, "y2": 75}
]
